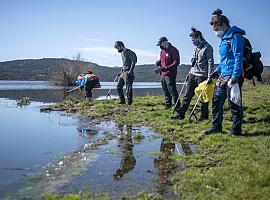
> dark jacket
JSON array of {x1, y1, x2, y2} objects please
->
[
  {"x1": 121, "y1": 48, "x2": 137, "y2": 71},
  {"x1": 190, "y1": 40, "x2": 214, "y2": 77},
  {"x1": 157, "y1": 42, "x2": 180, "y2": 77}
]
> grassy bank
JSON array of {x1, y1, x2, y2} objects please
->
[{"x1": 46, "y1": 83, "x2": 270, "y2": 199}]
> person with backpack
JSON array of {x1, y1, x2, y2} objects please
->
[
  {"x1": 203, "y1": 8, "x2": 245, "y2": 136},
  {"x1": 155, "y1": 37, "x2": 181, "y2": 115},
  {"x1": 171, "y1": 28, "x2": 214, "y2": 120},
  {"x1": 75, "y1": 71, "x2": 101, "y2": 101},
  {"x1": 114, "y1": 41, "x2": 137, "y2": 105}
]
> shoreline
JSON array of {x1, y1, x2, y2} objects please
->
[{"x1": 43, "y1": 83, "x2": 270, "y2": 199}]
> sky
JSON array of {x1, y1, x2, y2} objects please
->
[{"x1": 1, "y1": 0, "x2": 269, "y2": 67}]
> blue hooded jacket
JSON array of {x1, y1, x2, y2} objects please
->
[
  {"x1": 75, "y1": 76, "x2": 88, "y2": 88},
  {"x1": 215, "y1": 26, "x2": 245, "y2": 79}
]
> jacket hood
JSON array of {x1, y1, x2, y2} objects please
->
[{"x1": 223, "y1": 26, "x2": 245, "y2": 39}]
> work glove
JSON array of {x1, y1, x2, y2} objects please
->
[
  {"x1": 155, "y1": 61, "x2": 161, "y2": 67},
  {"x1": 117, "y1": 70, "x2": 123, "y2": 77},
  {"x1": 155, "y1": 67, "x2": 166, "y2": 74},
  {"x1": 191, "y1": 58, "x2": 196, "y2": 67},
  {"x1": 160, "y1": 67, "x2": 167, "y2": 72},
  {"x1": 206, "y1": 78, "x2": 212, "y2": 85},
  {"x1": 127, "y1": 70, "x2": 134, "y2": 77},
  {"x1": 209, "y1": 71, "x2": 219, "y2": 79},
  {"x1": 230, "y1": 77, "x2": 238, "y2": 84}
]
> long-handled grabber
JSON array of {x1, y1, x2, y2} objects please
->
[
  {"x1": 188, "y1": 81, "x2": 208, "y2": 122},
  {"x1": 106, "y1": 74, "x2": 119, "y2": 99},
  {"x1": 67, "y1": 86, "x2": 81, "y2": 93},
  {"x1": 172, "y1": 75, "x2": 189, "y2": 114}
]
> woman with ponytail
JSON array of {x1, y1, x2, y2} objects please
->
[
  {"x1": 203, "y1": 9, "x2": 245, "y2": 136},
  {"x1": 171, "y1": 27, "x2": 214, "y2": 120}
]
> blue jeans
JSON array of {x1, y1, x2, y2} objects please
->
[{"x1": 212, "y1": 83, "x2": 243, "y2": 134}]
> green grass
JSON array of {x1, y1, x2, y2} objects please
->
[
  {"x1": 47, "y1": 83, "x2": 270, "y2": 199},
  {"x1": 16, "y1": 96, "x2": 31, "y2": 106}
]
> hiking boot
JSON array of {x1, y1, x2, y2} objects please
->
[
  {"x1": 128, "y1": 101, "x2": 132, "y2": 105},
  {"x1": 165, "y1": 105, "x2": 172, "y2": 110},
  {"x1": 203, "y1": 127, "x2": 222, "y2": 135},
  {"x1": 119, "y1": 101, "x2": 126, "y2": 105},
  {"x1": 171, "y1": 114, "x2": 185, "y2": 120},
  {"x1": 198, "y1": 116, "x2": 209, "y2": 121},
  {"x1": 85, "y1": 97, "x2": 92, "y2": 101},
  {"x1": 228, "y1": 131, "x2": 241, "y2": 137}
]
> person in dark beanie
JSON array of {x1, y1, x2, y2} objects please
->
[
  {"x1": 155, "y1": 37, "x2": 181, "y2": 116},
  {"x1": 172, "y1": 28, "x2": 214, "y2": 120},
  {"x1": 203, "y1": 9, "x2": 245, "y2": 136},
  {"x1": 114, "y1": 41, "x2": 137, "y2": 105}
]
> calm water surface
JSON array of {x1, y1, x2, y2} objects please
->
[{"x1": 0, "y1": 81, "x2": 192, "y2": 199}]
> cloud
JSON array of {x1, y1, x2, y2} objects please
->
[
  {"x1": 74, "y1": 46, "x2": 159, "y2": 66},
  {"x1": 132, "y1": 49, "x2": 157, "y2": 58}
]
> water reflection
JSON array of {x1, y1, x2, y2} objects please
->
[
  {"x1": 180, "y1": 143, "x2": 193, "y2": 154},
  {"x1": 0, "y1": 81, "x2": 166, "y2": 103},
  {"x1": 154, "y1": 137, "x2": 177, "y2": 194},
  {"x1": 113, "y1": 124, "x2": 136, "y2": 180},
  {"x1": 0, "y1": 88, "x2": 164, "y2": 103},
  {"x1": 76, "y1": 127, "x2": 98, "y2": 138}
]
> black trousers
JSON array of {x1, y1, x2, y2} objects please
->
[
  {"x1": 117, "y1": 72, "x2": 134, "y2": 104},
  {"x1": 178, "y1": 74, "x2": 209, "y2": 118},
  {"x1": 161, "y1": 75, "x2": 181, "y2": 112},
  {"x1": 85, "y1": 79, "x2": 98, "y2": 99}
]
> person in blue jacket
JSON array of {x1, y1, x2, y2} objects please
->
[
  {"x1": 203, "y1": 8, "x2": 245, "y2": 136},
  {"x1": 75, "y1": 71, "x2": 100, "y2": 100}
]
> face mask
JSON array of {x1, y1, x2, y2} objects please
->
[
  {"x1": 215, "y1": 30, "x2": 225, "y2": 38},
  {"x1": 192, "y1": 40, "x2": 201, "y2": 46},
  {"x1": 160, "y1": 46, "x2": 165, "y2": 50},
  {"x1": 118, "y1": 48, "x2": 123, "y2": 53}
]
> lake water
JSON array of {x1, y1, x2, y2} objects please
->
[
  {"x1": 0, "y1": 80, "x2": 170, "y2": 102},
  {"x1": 0, "y1": 81, "x2": 192, "y2": 199}
]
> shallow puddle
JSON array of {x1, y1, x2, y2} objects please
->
[
  {"x1": 0, "y1": 96, "x2": 195, "y2": 199},
  {"x1": 9, "y1": 121, "x2": 195, "y2": 199}
]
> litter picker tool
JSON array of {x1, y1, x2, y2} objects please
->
[
  {"x1": 67, "y1": 86, "x2": 81, "y2": 93},
  {"x1": 188, "y1": 80, "x2": 209, "y2": 122},
  {"x1": 172, "y1": 75, "x2": 189, "y2": 115},
  {"x1": 106, "y1": 74, "x2": 119, "y2": 99}
]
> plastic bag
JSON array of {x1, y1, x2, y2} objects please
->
[
  {"x1": 194, "y1": 80, "x2": 216, "y2": 103},
  {"x1": 228, "y1": 81, "x2": 241, "y2": 106}
]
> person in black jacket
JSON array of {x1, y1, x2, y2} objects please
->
[{"x1": 114, "y1": 41, "x2": 137, "y2": 105}]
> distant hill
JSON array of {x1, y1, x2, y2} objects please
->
[
  {"x1": 0, "y1": 58, "x2": 269, "y2": 82},
  {"x1": 0, "y1": 58, "x2": 191, "y2": 82}
]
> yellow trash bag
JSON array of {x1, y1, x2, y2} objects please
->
[{"x1": 194, "y1": 80, "x2": 216, "y2": 103}]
